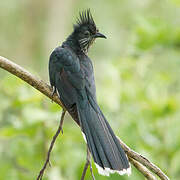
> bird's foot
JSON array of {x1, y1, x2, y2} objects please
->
[{"x1": 51, "y1": 86, "x2": 56, "y2": 102}]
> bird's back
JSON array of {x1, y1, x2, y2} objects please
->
[
  {"x1": 48, "y1": 9, "x2": 131, "y2": 177},
  {"x1": 49, "y1": 44, "x2": 97, "y2": 124}
]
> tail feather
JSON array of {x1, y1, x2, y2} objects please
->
[
  {"x1": 100, "y1": 110, "x2": 130, "y2": 168},
  {"x1": 80, "y1": 113, "x2": 103, "y2": 168},
  {"x1": 77, "y1": 101, "x2": 131, "y2": 176},
  {"x1": 86, "y1": 110, "x2": 112, "y2": 169}
]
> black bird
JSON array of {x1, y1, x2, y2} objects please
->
[{"x1": 49, "y1": 9, "x2": 131, "y2": 177}]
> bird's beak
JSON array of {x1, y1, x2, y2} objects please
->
[{"x1": 94, "y1": 32, "x2": 107, "y2": 39}]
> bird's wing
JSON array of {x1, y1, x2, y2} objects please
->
[
  {"x1": 49, "y1": 46, "x2": 87, "y2": 121},
  {"x1": 49, "y1": 46, "x2": 83, "y2": 87}
]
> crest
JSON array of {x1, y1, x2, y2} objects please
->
[{"x1": 74, "y1": 9, "x2": 96, "y2": 30}]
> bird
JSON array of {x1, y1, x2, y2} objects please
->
[{"x1": 49, "y1": 9, "x2": 131, "y2": 177}]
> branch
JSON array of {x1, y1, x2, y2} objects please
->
[
  {"x1": 36, "y1": 110, "x2": 66, "y2": 180},
  {"x1": 129, "y1": 157, "x2": 156, "y2": 180},
  {"x1": 0, "y1": 56, "x2": 63, "y2": 108},
  {"x1": 117, "y1": 137, "x2": 169, "y2": 180},
  {"x1": 81, "y1": 147, "x2": 95, "y2": 180},
  {"x1": 0, "y1": 56, "x2": 170, "y2": 180}
]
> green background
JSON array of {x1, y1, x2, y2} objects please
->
[{"x1": 0, "y1": 0, "x2": 180, "y2": 179}]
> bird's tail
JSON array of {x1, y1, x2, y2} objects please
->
[{"x1": 77, "y1": 96, "x2": 131, "y2": 176}]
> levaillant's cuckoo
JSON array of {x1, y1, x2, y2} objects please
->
[{"x1": 49, "y1": 9, "x2": 131, "y2": 177}]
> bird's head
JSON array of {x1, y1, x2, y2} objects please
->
[{"x1": 72, "y1": 9, "x2": 106, "y2": 53}]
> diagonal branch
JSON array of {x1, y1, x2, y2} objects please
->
[
  {"x1": 129, "y1": 157, "x2": 156, "y2": 180},
  {"x1": 0, "y1": 56, "x2": 170, "y2": 180},
  {"x1": 0, "y1": 56, "x2": 63, "y2": 107},
  {"x1": 36, "y1": 110, "x2": 66, "y2": 180},
  {"x1": 117, "y1": 137, "x2": 169, "y2": 180}
]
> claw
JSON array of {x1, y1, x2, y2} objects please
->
[{"x1": 51, "y1": 86, "x2": 56, "y2": 102}]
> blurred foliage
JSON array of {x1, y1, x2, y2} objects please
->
[{"x1": 0, "y1": 0, "x2": 180, "y2": 179}]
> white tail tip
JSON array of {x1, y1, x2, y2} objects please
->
[{"x1": 95, "y1": 163, "x2": 131, "y2": 176}]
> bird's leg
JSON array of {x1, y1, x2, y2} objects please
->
[
  {"x1": 51, "y1": 86, "x2": 56, "y2": 102},
  {"x1": 81, "y1": 146, "x2": 95, "y2": 180},
  {"x1": 36, "y1": 110, "x2": 66, "y2": 180}
]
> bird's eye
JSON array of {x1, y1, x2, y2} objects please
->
[{"x1": 84, "y1": 30, "x2": 90, "y2": 36}]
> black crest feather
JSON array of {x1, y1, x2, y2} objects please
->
[{"x1": 74, "y1": 9, "x2": 96, "y2": 30}]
